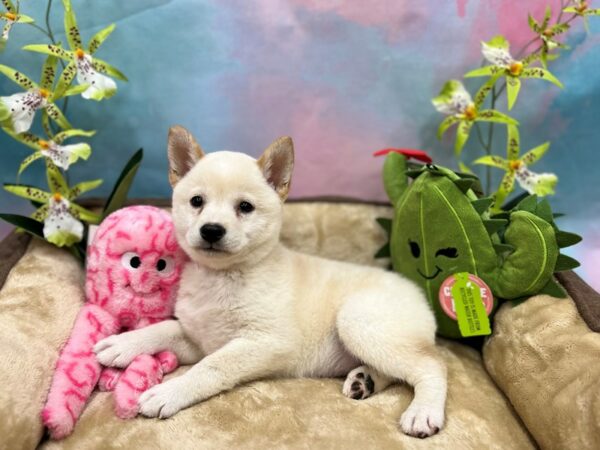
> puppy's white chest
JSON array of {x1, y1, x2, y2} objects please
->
[{"x1": 176, "y1": 267, "x2": 246, "y2": 355}]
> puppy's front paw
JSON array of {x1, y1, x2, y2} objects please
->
[
  {"x1": 138, "y1": 377, "x2": 193, "y2": 419},
  {"x1": 94, "y1": 335, "x2": 139, "y2": 368},
  {"x1": 399, "y1": 402, "x2": 444, "y2": 438}
]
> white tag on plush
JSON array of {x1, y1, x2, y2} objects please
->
[{"x1": 87, "y1": 225, "x2": 98, "y2": 249}]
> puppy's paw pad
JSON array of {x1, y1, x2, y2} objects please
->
[
  {"x1": 399, "y1": 403, "x2": 444, "y2": 438},
  {"x1": 342, "y1": 368, "x2": 375, "y2": 400}
]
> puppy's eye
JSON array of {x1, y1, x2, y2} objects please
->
[
  {"x1": 121, "y1": 252, "x2": 141, "y2": 269},
  {"x1": 409, "y1": 240, "x2": 420, "y2": 258},
  {"x1": 190, "y1": 196, "x2": 204, "y2": 208},
  {"x1": 238, "y1": 201, "x2": 255, "y2": 214}
]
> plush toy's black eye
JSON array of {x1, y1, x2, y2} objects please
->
[
  {"x1": 409, "y1": 240, "x2": 420, "y2": 258},
  {"x1": 435, "y1": 247, "x2": 459, "y2": 258},
  {"x1": 238, "y1": 201, "x2": 255, "y2": 214},
  {"x1": 190, "y1": 196, "x2": 204, "y2": 208},
  {"x1": 129, "y1": 256, "x2": 141, "y2": 268},
  {"x1": 156, "y1": 259, "x2": 167, "y2": 271}
]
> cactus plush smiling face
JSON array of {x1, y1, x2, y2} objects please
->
[
  {"x1": 86, "y1": 205, "x2": 187, "y2": 327},
  {"x1": 381, "y1": 151, "x2": 580, "y2": 339}
]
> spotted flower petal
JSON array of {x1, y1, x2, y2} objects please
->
[
  {"x1": 41, "y1": 142, "x2": 91, "y2": 170},
  {"x1": 75, "y1": 53, "x2": 116, "y2": 101},
  {"x1": 481, "y1": 35, "x2": 516, "y2": 67},
  {"x1": 43, "y1": 195, "x2": 83, "y2": 247},
  {"x1": 515, "y1": 165, "x2": 557, "y2": 196},
  {"x1": 0, "y1": 90, "x2": 46, "y2": 133},
  {"x1": 432, "y1": 80, "x2": 473, "y2": 116}
]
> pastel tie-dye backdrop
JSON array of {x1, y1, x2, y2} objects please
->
[{"x1": 1, "y1": 0, "x2": 599, "y2": 288}]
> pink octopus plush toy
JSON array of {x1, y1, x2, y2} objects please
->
[{"x1": 42, "y1": 206, "x2": 187, "y2": 439}]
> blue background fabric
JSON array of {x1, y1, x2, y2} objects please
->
[{"x1": 0, "y1": 0, "x2": 599, "y2": 288}]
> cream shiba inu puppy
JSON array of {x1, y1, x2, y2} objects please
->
[{"x1": 94, "y1": 126, "x2": 447, "y2": 438}]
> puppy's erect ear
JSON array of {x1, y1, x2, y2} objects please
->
[
  {"x1": 167, "y1": 125, "x2": 205, "y2": 186},
  {"x1": 257, "y1": 136, "x2": 294, "y2": 200}
]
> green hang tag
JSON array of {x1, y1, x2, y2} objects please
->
[{"x1": 451, "y1": 272, "x2": 492, "y2": 337}]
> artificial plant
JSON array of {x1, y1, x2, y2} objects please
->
[
  {"x1": 434, "y1": 0, "x2": 599, "y2": 207},
  {"x1": 0, "y1": 0, "x2": 142, "y2": 260}
]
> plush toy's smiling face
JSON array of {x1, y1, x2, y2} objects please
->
[{"x1": 86, "y1": 206, "x2": 187, "y2": 325}]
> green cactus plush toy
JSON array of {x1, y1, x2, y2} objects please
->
[{"x1": 377, "y1": 149, "x2": 581, "y2": 339}]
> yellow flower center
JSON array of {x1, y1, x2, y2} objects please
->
[
  {"x1": 464, "y1": 104, "x2": 477, "y2": 121},
  {"x1": 577, "y1": 2, "x2": 588, "y2": 14},
  {"x1": 5, "y1": 12, "x2": 17, "y2": 21},
  {"x1": 509, "y1": 61, "x2": 523, "y2": 76},
  {"x1": 509, "y1": 160, "x2": 522, "y2": 171},
  {"x1": 39, "y1": 88, "x2": 50, "y2": 98},
  {"x1": 542, "y1": 29, "x2": 553, "y2": 38},
  {"x1": 75, "y1": 48, "x2": 85, "y2": 59},
  {"x1": 52, "y1": 192, "x2": 63, "y2": 202},
  {"x1": 38, "y1": 140, "x2": 50, "y2": 149}
]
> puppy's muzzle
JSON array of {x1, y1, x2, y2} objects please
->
[{"x1": 200, "y1": 223, "x2": 227, "y2": 244}]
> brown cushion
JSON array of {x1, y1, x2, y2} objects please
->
[
  {"x1": 0, "y1": 202, "x2": 534, "y2": 449},
  {"x1": 484, "y1": 294, "x2": 600, "y2": 450}
]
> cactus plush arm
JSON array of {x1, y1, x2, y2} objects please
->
[
  {"x1": 493, "y1": 210, "x2": 559, "y2": 299},
  {"x1": 383, "y1": 152, "x2": 408, "y2": 205}
]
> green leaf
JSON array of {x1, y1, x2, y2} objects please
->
[
  {"x1": 2, "y1": 0, "x2": 15, "y2": 13},
  {"x1": 555, "y1": 254, "x2": 580, "y2": 271},
  {"x1": 46, "y1": 160, "x2": 68, "y2": 194},
  {"x1": 471, "y1": 197, "x2": 494, "y2": 215},
  {"x1": 63, "y1": 83, "x2": 89, "y2": 97},
  {"x1": 542, "y1": 5, "x2": 552, "y2": 28},
  {"x1": 521, "y1": 68, "x2": 563, "y2": 88},
  {"x1": 437, "y1": 115, "x2": 460, "y2": 139},
  {"x1": 92, "y1": 57, "x2": 128, "y2": 81},
  {"x1": 586, "y1": 8, "x2": 600, "y2": 16},
  {"x1": 18, "y1": 152, "x2": 44, "y2": 175},
  {"x1": 507, "y1": 124, "x2": 520, "y2": 160},
  {"x1": 454, "y1": 120, "x2": 473, "y2": 156},
  {"x1": 53, "y1": 59, "x2": 77, "y2": 100},
  {"x1": 22, "y1": 44, "x2": 72, "y2": 60},
  {"x1": 0, "y1": 213, "x2": 44, "y2": 239},
  {"x1": 88, "y1": 23, "x2": 116, "y2": 54},
  {"x1": 0, "y1": 64, "x2": 37, "y2": 89},
  {"x1": 502, "y1": 192, "x2": 529, "y2": 211},
  {"x1": 521, "y1": 142, "x2": 550, "y2": 165},
  {"x1": 40, "y1": 55, "x2": 58, "y2": 90},
  {"x1": 464, "y1": 66, "x2": 502, "y2": 78},
  {"x1": 62, "y1": 0, "x2": 82, "y2": 50},
  {"x1": 4, "y1": 184, "x2": 50, "y2": 202},
  {"x1": 68, "y1": 179, "x2": 103, "y2": 199},
  {"x1": 45, "y1": 103, "x2": 72, "y2": 130},
  {"x1": 69, "y1": 203, "x2": 101, "y2": 224},
  {"x1": 102, "y1": 149, "x2": 143, "y2": 218},
  {"x1": 493, "y1": 171, "x2": 517, "y2": 212},
  {"x1": 53, "y1": 128, "x2": 95, "y2": 144},
  {"x1": 539, "y1": 278, "x2": 567, "y2": 298},
  {"x1": 476, "y1": 109, "x2": 519, "y2": 126},
  {"x1": 473, "y1": 155, "x2": 509, "y2": 169},
  {"x1": 555, "y1": 231, "x2": 582, "y2": 248},
  {"x1": 506, "y1": 76, "x2": 521, "y2": 110},
  {"x1": 473, "y1": 73, "x2": 502, "y2": 108},
  {"x1": 15, "y1": 14, "x2": 35, "y2": 24},
  {"x1": 458, "y1": 161, "x2": 474, "y2": 175},
  {"x1": 2, "y1": 128, "x2": 39, "y2": 150},
  {"x1": 528, "y1": 13, "x2": 539, "y2": 32}
]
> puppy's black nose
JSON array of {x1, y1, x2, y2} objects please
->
[{"x1": 200, "y1": 223, "x2": 226, "y2": 243}]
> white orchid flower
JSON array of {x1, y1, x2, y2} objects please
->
[
  {"x1": 43, "y1": 193, "x2": 84, "y2": 247},
  {"x1": 75, "y1": 50, "x2": 117, "y2": 100},
  {"x1": 0, "y1": 88, "x2": 49, "y2": 133}
]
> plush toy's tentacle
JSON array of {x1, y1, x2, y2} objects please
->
[
  {"x1": 156, "y1": 351, "x2": 178, "y2": 374},
  {"x1": 113, "y1": 354, "x2": 166, "y2": 419},
  {"x1": 42, "y1": 304, "x2": 118, "y2": 440},
  {"x1": 98, "y1": 368, "x2": 122, "y2": 392}
]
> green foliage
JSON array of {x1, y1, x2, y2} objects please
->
[
  {"x1": 0, "y1": 0, "x2": 138, "y2": 260},
  {"x1": 432, "y1": 1, "x2": 598, "y2": 211}
]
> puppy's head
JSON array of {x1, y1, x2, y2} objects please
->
[{"x1": 167, "y1": 125, "x2": 294, "y2": 270}]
